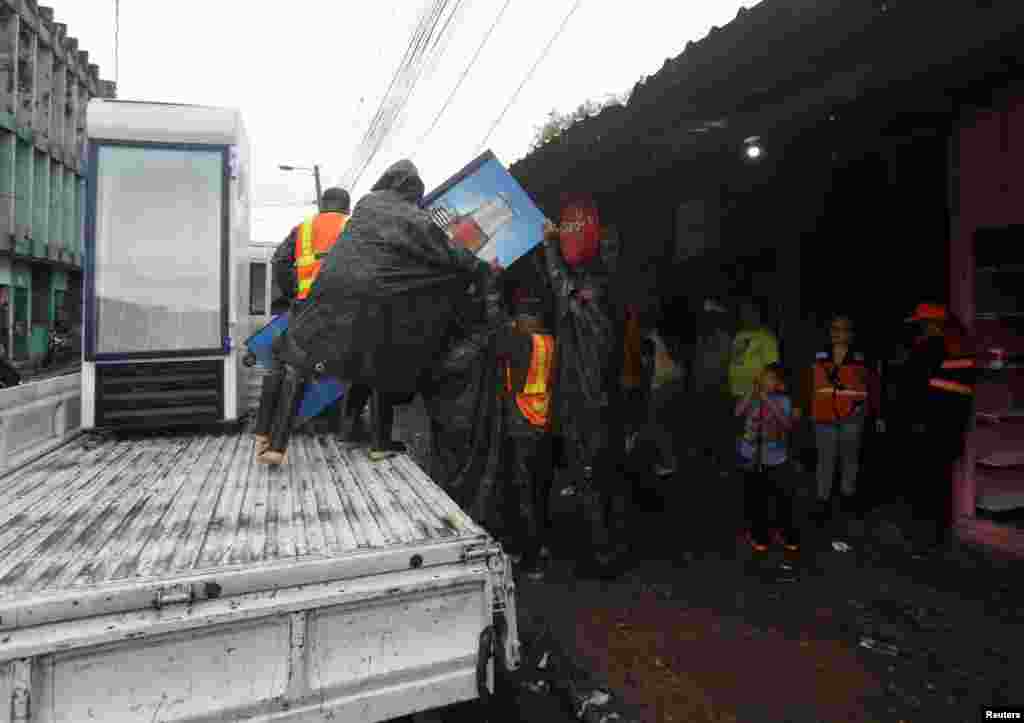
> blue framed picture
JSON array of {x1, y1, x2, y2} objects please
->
[{"x1": 422, "y1": 150, "x2": 547, "y2": 267}]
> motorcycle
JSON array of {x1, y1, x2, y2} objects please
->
[{"x1": 44, "y1": 325, "x2": 73, "y2": 369}]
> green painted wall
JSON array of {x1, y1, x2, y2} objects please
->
[
  {"x1": 65, "y1": 172, "x2": 74, "y2": 258},
  {"x1": 0, "y1": 133, "x2": 14, "y2": 233},
  {"x1": 33, "y1": 151, "x2": 49, "y2": 255},
  {"x1": 75, "y1": 177, "x2": 84, "y2": 258},
  {"x1": 29, "y1": 325, "x2": 47, "y2": 356},
  {"x1": 50, "y1": 268, "x2": 67, "y2": 321},
  {"x1": 49, "y1": 160, "x2": 61, "y2": 248},
  {"x1": 11, "y1": 266, "x2": 30, "y2": 288},
  {"x1": 14, "y1": 140, "x2": 31, "y2": 255}
]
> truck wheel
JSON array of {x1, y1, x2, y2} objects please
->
[{"x1": 242, "y1": 352, "x2": 257, "y2": 367}]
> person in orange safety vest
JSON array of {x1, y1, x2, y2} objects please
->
[
  {"x1": 496, "y1": 291, "x2": 557, "y2": 580},
  {"x1": 809, "y1": 314, "x2": 882, "y2": 526},
  {"x1": 270, "y1": 187, "x2": 351, "y2": 311},
  {"x1": 256, "y1": 187, "x2": 351, "y2": 459},
  {"x1": 902, "y1": 302, "x2": 977, "y2": 553}
]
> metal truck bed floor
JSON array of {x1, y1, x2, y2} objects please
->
[{"x1": 0, "y1": 431, "x2": 488, "y2": 628}]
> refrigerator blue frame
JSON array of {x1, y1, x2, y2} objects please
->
[{"x1": 83, "y1": 139, "x2": 232, "y2": 362}]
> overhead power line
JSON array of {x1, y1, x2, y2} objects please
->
[
  {"x1": 350, "y1": 0, "x2": 455, "y2": 189},
  {"x1": 412, "y1": 0, "x2": 513, "y2": 160},
  {"x1": 354, "y1": 1, "x2": 443, "y2": 173},
  {"x1": 477, "y1": 0, "x2": 584, "y2": 154},
  {"x1": 347, "y1": 0, "x2": 466, "y2": 192},
  {"x1": 341, "y1": 0, "x2": 447, "y2": 190}
]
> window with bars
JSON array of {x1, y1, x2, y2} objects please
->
[{"x1": 249, "y1": 262, "x2": 267, "y2": 315}]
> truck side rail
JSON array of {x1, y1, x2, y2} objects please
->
[{"x1": 0, "y1": 373, "x2": 82, "y2": 476}]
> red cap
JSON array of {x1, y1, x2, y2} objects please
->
[{"x1": 905, "y1": 303, "x2": 948, "y2": 323}]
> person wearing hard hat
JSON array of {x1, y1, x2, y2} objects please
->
[
  {"x1": 270, "y1": 188, "x2": 352, "y2": 314},
  {"x1": 901, "y1": 302, "x2": 977, "y2": 554},
  {"x1": 254, "y1": 188, "x2": 351, "y2": 458}
]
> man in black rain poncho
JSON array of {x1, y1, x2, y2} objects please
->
[{"x1": 254, "y1": 160, "x2": 495, "y2": 464}]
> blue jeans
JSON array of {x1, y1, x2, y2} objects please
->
[{"x1": 814, "y1": 420, "x2": 864, "y2": 500}]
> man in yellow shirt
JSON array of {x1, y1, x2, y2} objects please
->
[
  {"x1": 729, "y1": 301, "x2": 780, "y2": 398},
  {"x1": 726, "y1": 301, "x2": 780, "y2": 480}
]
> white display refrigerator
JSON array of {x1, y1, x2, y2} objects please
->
[{"x1": 80, "y1": 99, "x2": 252, "y2": 430}]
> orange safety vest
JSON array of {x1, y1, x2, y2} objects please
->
[
  {"x1": 929, "y1": 355, "x2": 976, "y2": 396},
  {"x1": 294, "y1": 212, "x2": 349, "y2": 300},
  {"x1": 811, "y1": 351, "x2": 870, "y2": 423},
  {"x1": 505, "y1": 333, "x2": 555, "y2": 429}
]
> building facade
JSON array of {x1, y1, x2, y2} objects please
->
[
  {"x1": 510, "y1": 0, "x2": 1024, "y2": 557},
  {"x1": 0, "y1": 0, "x2": 115, "y2": 363}
]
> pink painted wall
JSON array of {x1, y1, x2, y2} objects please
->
[{"x1": 952, "y1": 97, "x2": 1024, "y2": 555}]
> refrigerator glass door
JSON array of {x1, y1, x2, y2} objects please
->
[{"x1": 94, "y1": 145, "x2": 224, "y2": 355}]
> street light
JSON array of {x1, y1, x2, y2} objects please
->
[
  {"x1": 278, "y1": 164, "x2": 323, "y2": 211},
  {"x1": 742, "y1": 136, "x2": 765, "y2": 162}
]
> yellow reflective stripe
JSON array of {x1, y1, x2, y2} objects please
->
[
  {"x1": 929, "y1": 378, "x2": 974, "y2": 395},
  {"x1": 297, "y1": 217, "x2": 316, "y2": 265},
  {"x1": 295, "y1": 217, "x2": 320, "y2": 298},
  {"x1": 523, "y1": 334, "x2": 552, "y2": 395},
  {"x1": 515, "y1": 334, "x2": 554, "y2": 427},
  {"x1": 815, "y1": 387, "x2": 867, "y2": 397}
]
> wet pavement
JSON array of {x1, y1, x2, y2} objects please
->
[{"x1": 388, "y1": 400, "x2": 1024, "y2": 723}]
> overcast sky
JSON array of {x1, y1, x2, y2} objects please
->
[{"x1": 56, "y1": 0, "x2": 749, "y2": 241}]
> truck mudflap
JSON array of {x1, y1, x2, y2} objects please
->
[
  {"x1": 463, "y1": 541, "x2": 521, "y2": 673},
  {"x1": 477, "y1": 625, "x2": 495, "y2": 707}
]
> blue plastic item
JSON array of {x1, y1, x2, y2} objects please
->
[{"x1": 243, "y1": 313, "x2": 347, "y2": 423}]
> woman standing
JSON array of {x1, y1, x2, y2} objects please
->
[{"x1": 809, "y1": 314, "x2": 881, "y2": 525}]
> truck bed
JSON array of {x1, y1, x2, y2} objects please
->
[{"x1": 0, "y1": 430, "x2": 489, "y2": 631}]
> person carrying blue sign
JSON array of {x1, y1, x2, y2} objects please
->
[{"x1": 253, "y1": 160, "x2": 496, "y2": 464}]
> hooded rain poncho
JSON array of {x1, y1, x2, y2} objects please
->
[{"x1": 285, "y1": 161, "x2": 490, "y2": 398}]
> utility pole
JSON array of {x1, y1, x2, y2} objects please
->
[
  {"x1": 313, "y1": 165, "x2": 323, "y2": 212},
  {"x1": 278, "y1": 164, "x2": 322, "y2": 211}
]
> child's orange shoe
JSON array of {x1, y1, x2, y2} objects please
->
[{"x1": 744, "y1": 531, "x2": 769, "y2": 553}]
